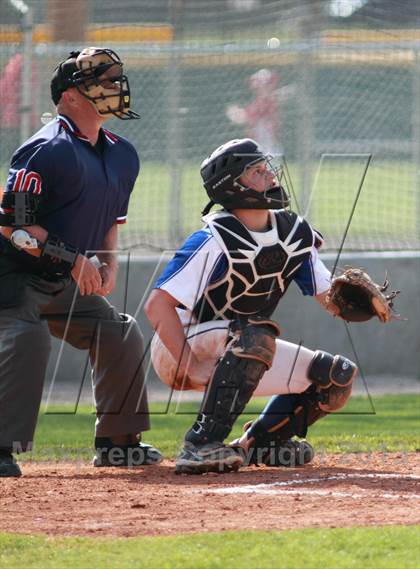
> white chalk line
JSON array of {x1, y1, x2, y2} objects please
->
[
  {"x1": 209, "y1": 488, "x2": 420, "y2": 500},
  {"x1": 199, "y1": 472, "x2": 420, "y2": 499}
]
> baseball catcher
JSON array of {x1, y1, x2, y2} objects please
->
[{"x1": 144, "y1": 138, "x2": 399, "y2": 474}]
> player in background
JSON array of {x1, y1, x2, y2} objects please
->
[
  {"x1": 0, "y1": 53, "x2": 40, "y2": 166},
  {"x1": 0, "y1": 47, "x2": 162, "y2": 477},
  {"x1": 226, "y1": 69, "x2": 282, "y2": 156},
  {"x1": 145, "y1": 138, "x2": 358, "y2": 474}
]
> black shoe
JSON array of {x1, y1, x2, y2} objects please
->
[
  {"x1": 175, "y1": 441, "x2": 243, "y2": 475},
  {"x1": 0, "y1": 451, "x2": 22, "y2": 477},
  {"x1": 247, "y1": 439, "x2": 315, "y2": 467},
  {"x1": 93, "y1": 438, "x2": 163, "y2": 468}
]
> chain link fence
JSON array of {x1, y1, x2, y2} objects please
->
[{"x1": 0, "y1": 1, "x2": 419, "y2": 251}]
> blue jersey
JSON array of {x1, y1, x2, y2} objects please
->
[{"x1": 2, "y1": 114, "x2": 139, "y2": 254}]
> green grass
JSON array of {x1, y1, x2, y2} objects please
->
[
  {"x1": 23, "y1": 393, "x2": 419, "y2": 462},
  {"x1": 0, "y1": 526, "x2": 419, "y2": 569},
  {"x1": 5, "y1": 395, "x2": 420, "y2": 567}
]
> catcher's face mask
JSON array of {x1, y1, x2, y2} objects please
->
[
  {"x1": 235, "y1": 155, "x2": 287, "y2": 202},
  {"x1": 51, "y1": 47, "x2": 140, "y2": 120}
]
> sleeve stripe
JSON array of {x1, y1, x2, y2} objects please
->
[
  {"x1": 292, "y1": 258, "x2": 316, "y2": 295},
  {"x1": 309, "y1": 256, "x2": 317, "y2": 295},
  {"x1": 156, "y1": 234, "x2": 212, "y2": 289},
  {"x1": 186, "y1": 322, "x2": 229, "y2": 340},
  {"x1": 206, "y1": 252, "x2": 227, "y2": 285}
]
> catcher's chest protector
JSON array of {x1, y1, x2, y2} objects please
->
[{"x1": 195, "y1": 210, "x2": 315, "y2": 320}]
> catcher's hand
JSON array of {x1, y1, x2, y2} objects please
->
[{"x1": 326, "y1": 267, "x2": 400, "y2": 323}]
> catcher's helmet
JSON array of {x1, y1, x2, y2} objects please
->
[
  {"x1": 200, "y1": 138, "x2": 289, "y2": 214},
  {"x1": 50, "y1": 47, "x2": 139, "y2": 120}
]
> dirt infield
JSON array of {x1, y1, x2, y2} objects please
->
[{"x1": 1, "y1": 453, "x2": 419, "y2": 537}]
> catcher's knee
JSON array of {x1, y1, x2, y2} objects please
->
[
  {"x1": 230, "y1": 317, "x2": 280, "y2": 369},
  {"x1": 307, "y1": 350, "x2": 357, "y2": 411},
  {"x1": 151, "y1": 325, "x2": 228, "y2": 391},
  {"x1": 150, "y1": 334, "x2": 194, "y2": 391}
]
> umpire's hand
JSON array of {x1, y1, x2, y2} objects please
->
[{"x1": 71, "y1": 254, "x2": 103, "y2": 296}]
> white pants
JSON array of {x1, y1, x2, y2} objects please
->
[{"x1": 151, "y1": 321, "x2": 314, "y2": 396}]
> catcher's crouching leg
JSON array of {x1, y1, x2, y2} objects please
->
[
  {"x1": 307, "y1": 350, "x2": 357, "y2": 413},
  {"x1": 176, "y1": 318, "x2": 280, "y2": 474},
  {"x1": 240, "y1": 350, "x2": 357, "y2": 467}
]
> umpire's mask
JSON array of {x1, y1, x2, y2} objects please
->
[{"x1": 51, "y1": 47, "x2": 140, "y2": 120}]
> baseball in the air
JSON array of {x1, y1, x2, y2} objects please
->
[
  {"x1": 40, "y1": 112, "x2": 54, "y2": 124},
  {"x1": 267, "y1": 37, "x2": 280, "y2": 49}
]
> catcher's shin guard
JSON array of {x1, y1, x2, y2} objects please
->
[
  {"x1": 185, "y1": 317, "x2": 280, "y2": 446},
  {"x1": 243, "y1": 350, "x2": 356, "y2": 450},
  {"x1": 242, "y1": 394, "x2": 316, "y2": 466}
]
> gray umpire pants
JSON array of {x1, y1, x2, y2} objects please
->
[{"x1": 0, "y1": 274, "x2": 150, "y2": 452}]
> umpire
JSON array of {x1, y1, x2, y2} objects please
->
[{"x1": 0, "y1": 47, "x2": 162, "y2": 476}]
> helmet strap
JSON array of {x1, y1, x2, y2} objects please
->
[{"x1": 201, "y1": 200, "x2": 215, "y2": 216}]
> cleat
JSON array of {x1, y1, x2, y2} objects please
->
[
  {"x1": 245, "y1": 439, "x2": 315, "y2": 467},
  {"x1": 175, "y1": 441, "x2": 243, "y2": 475},
  {"x1": 0, "y1": 451, "x2": 22, "y2": 477},
  {"x1": 93, "y1": 440, "x2": 163, "y2": 467}
]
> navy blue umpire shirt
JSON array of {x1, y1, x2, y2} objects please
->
[{"x1": 3, "y1": 114, "x2": 140, "y2": 255}]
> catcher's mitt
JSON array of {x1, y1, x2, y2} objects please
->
[{"x1": 326, "y1": 268, "x2": 399, "y2": 323}]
